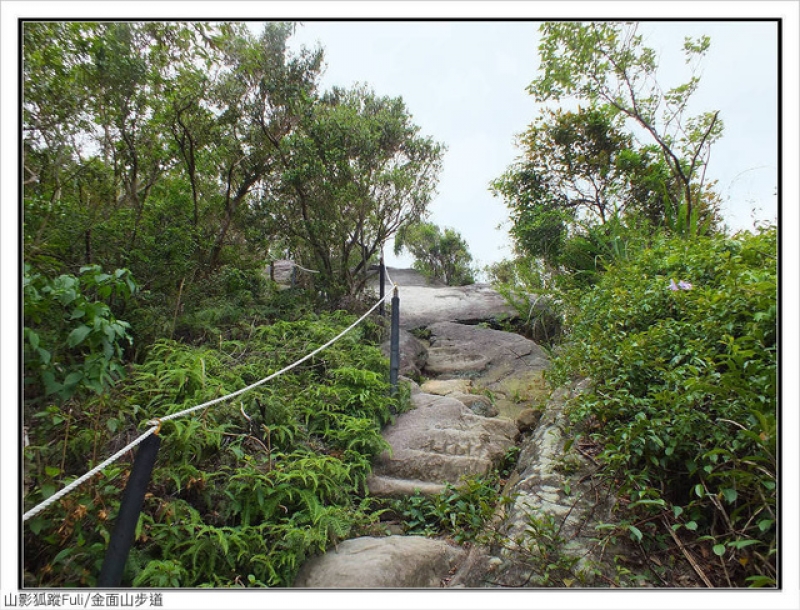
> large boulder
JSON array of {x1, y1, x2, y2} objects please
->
[
  {"x1": 423, "y1": 322, "x2": 551, "y2": 420},
  {"x1": 380, "y1": 329, "x2": 428, "y2": 380},
  {"x1": 424, "y1": 322, "x2": 548, "y2": 376},
  {"x1": 293, "y1": 535, "x2": 465, "y2": 588},
  {"x1": 372, "y1": 267, "x2": 517, "y2": 330},
  {"x1": 367, "y1": 392, "x2": 518, "y2": 498}
]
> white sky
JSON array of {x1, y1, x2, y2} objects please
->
[{"x1": 276, "y1": 19, "x2": 780, "y2": 269}]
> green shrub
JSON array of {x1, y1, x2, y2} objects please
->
[
  {"x1": 24, "y1": 311, "x2": 394, "y2": 587},
  {"x1": 551, "y1": 225, "x2": 777, "y2": 586},
  {"x1": 23, "y1": 264, "x2": 137, "y2": 403},
  {"x1": 391, "y1": 474, "x2": 501, "y2": 544}
]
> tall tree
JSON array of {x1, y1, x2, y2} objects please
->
[
  {"x1": 203, "y1": 23, "x2": 323, "y2": 270},
  {"x1": 394, "y1": 221, "x2": 475, "y2": 286},
  {"x1": 529, "y1": 22, "x2": 723, "y2": 223},
  {"x1": 23, "y1": 21, "x2": 323, "y2": 288},
  {"x1": 260, "y1": 85, "x2": 444, "y2": 300},
  {"x1": 491, "y1": 106, "x2": 675, "y2": 265}
]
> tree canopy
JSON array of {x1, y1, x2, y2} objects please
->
[
  {"x1": 529, "y1": 22, "x2": 723, "y2": 223},
  {"x1": 24, "y1": 22, "x2": 442, "y2": 306},
  {"x1": 394, "y1": 221, "x2": 475, "y2": 286},
  {"x1": 493, "y1": 22, "x2": 725, "y2": 280}
]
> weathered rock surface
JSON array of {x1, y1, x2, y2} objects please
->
[
  {"x1": 293, "y1": 535, "x2": 465, "y2": 588},
  {"x1": 381, "y1": 328, "x2": 428, "y2": 379},
  {"x1": 448, "y1": 379, "x2": 645, "y2": 588},
  {"x1": 450, "y1": 392, "x2": 497, "y2": 417},
  {"x1": 419, "y1": 378, "x2": 472, "y2": 396},
  {"x1": 418, "y1": 378, "x2": 497, "y2": 417},
  {"x1": 423, "y1": 321, "x2": 551, "y2": 420},
  {"x1": 372, "y1": 268, "x2": 518, "y2": 330},
  {"x1": 425, "y1": 322, "x2": 548, "y2": 375},
  {"x1": 367, "y1": 392, "x2": 518, "y2": 498}
]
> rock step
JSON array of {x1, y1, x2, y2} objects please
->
[
  {"x1": 293, "y1": 536, "x2": 465, "y2": 588},
  {"x1": 366, "y1": 393, "x2": 518, "y2": 498},
  {"x1": 364, "y1": 475, "x2": 447, "y2": 498}
]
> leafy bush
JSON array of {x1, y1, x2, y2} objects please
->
[
  {"x1": 394, "y1": 221, "x2": 476, "y2": 286},
  {"x1": 23, "y1": 264, "x2": 137, "y2": 403},
  {"x1": 390, "y1": 474, "x2": 502, "y2": 544},
  {"x1": 551, "y1": 226, "x2": 777, "y2": 586},
  {"x1": 24, "y1": 311, "x2": 396, "y2": 587}
]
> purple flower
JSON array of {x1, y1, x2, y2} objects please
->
[
  {"x1": 678, "y1": 280, "x2": 693, "y2": 291},
  {"x1": 669, "y1": 279, "x2": 679, "y2": 291}
]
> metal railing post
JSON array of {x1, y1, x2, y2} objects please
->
[
  {"x1": 379, "y1": 256, "x2": 386, "y2": 317},
  {"x1": 97, "y1": 433, "x2": 161, "y2": 587},
  {"x1": 389, "y1": 285, "x2": 400, "y2": 395}
]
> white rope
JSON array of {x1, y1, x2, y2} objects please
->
[
  {"x1": 23, "y1": 293, "x2": 391, "y2": 524},
  {"x1": 148, "y1": 292, "x2": 391, "y2": 426},
  {"x1": 23, "y1": 426, "x2": 158, "y2": 522},
  {"x1": 290, "y1": 262, "x2": 319, "y2": 274},
  {"x1": 384, "y1": 265, "x2": 396, "y2": 291}
]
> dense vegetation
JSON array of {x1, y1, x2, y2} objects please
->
[
  {"x1": 24, "y1": 302, "x2": 399, "y2": 587},
  {"x1": 23, "y1": 22, "x2": 443, "y2": 315},
  {"x1": 22, "y1": 20, "x2": 440, "y2": 587},
  {"x1": 550, "y1": 227, "x2": 777, "y2": 586},
  {"x1": 489, "y1": 22, "x2": 778, "y2": 588}
]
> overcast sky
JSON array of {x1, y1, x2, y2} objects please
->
[{"x1": 271, "y1": 19, "x2": 781, "y2": 270}]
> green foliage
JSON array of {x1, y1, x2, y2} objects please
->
[
  {"x1": 24, "y1": 264, "x2": 137, "y2": 403},
  {"x1": 394, "y1": 221, "x2": 476, "y2": 286},
  {"x1": 485, "y1": 257, "x2": 564, "y2": 345},
  {"x1": 530, "y1": 22, "x2": 724, "y2": 223},
  {"x1": 509, "y1": 512, "x2": 583, "y2": 586},
  {"x1": 390, "y1": 474, "x2": 501, "y2": 544},
  {"x1": 24, "y1": 311, "x2": 394, "y2": 587},
  {"x1": 490, "y1": 163, "x2": 573, "y2": 266},
  {"x1": 551, "y1": 226, "x2": 777, "y2": 586},
  {"x1": 260, "y1": 84, "x2": 444, "y2": 301}
]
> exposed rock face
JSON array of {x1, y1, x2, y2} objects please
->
[
  {"x1": 424, "y1": 322, "x2": 549, "y2": 376},
  {"x1": 366, "y1": 392, "x2": 518, "y2": 498},
  {"x1": 381, "y1": 329, "x2": 428, "y2": 380},
  {"x1": 419, "y1": 378, "x2": 472, "y2": 396},
  {"x1": 419, "y1": 378, "x2": 497, "y2": 417},
  {"x1": 423, "y1": 321, "x2": 551, "y2": 420},
  {"x1": 373, "y1": 268, "x2": 518, "y2": 330},
  {"x1": 370, "y1": 268, "x2": 561, "y2": 343},
  {"x1": 293, "y1": 536, "x2": 465, "y2": 588},
  {"x1": 447, "y1": 379, "x2": 641, "y2": 588}
]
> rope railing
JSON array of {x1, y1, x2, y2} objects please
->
[
  {"x1": 23, "y1": 288, "x2": 395, "y2": 523},
  {"x1": 23, "y1": 427, "x2": 159, "y2": 522},
  {"x1": 290, "y1": 261, "x2": 319, "y2": 274}
]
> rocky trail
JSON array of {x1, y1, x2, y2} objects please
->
[{"x1": 293, "y1": 269, "x2": 676, "y2": 589}]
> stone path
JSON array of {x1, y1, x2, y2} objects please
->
[{"x1": 293, "y1": 269, "x2": 649, "y2": 589}]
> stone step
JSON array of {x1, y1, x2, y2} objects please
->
[
  {"x1": 293, "y1": 535, "x2": 466, "y2": 588},
  {"x1": 367, "y1": 393, "x2": 518, "y2": 499}
]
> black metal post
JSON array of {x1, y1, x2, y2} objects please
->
[
  {"x1": 98, "y1": 433, "x2": 161, "y2": 588},
  {"x1": 379, "y1": 255, "x2": 386, "y2": 317},
  {"x1": 389, "y1": 286, "x2": 400, "y2": 395}
]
